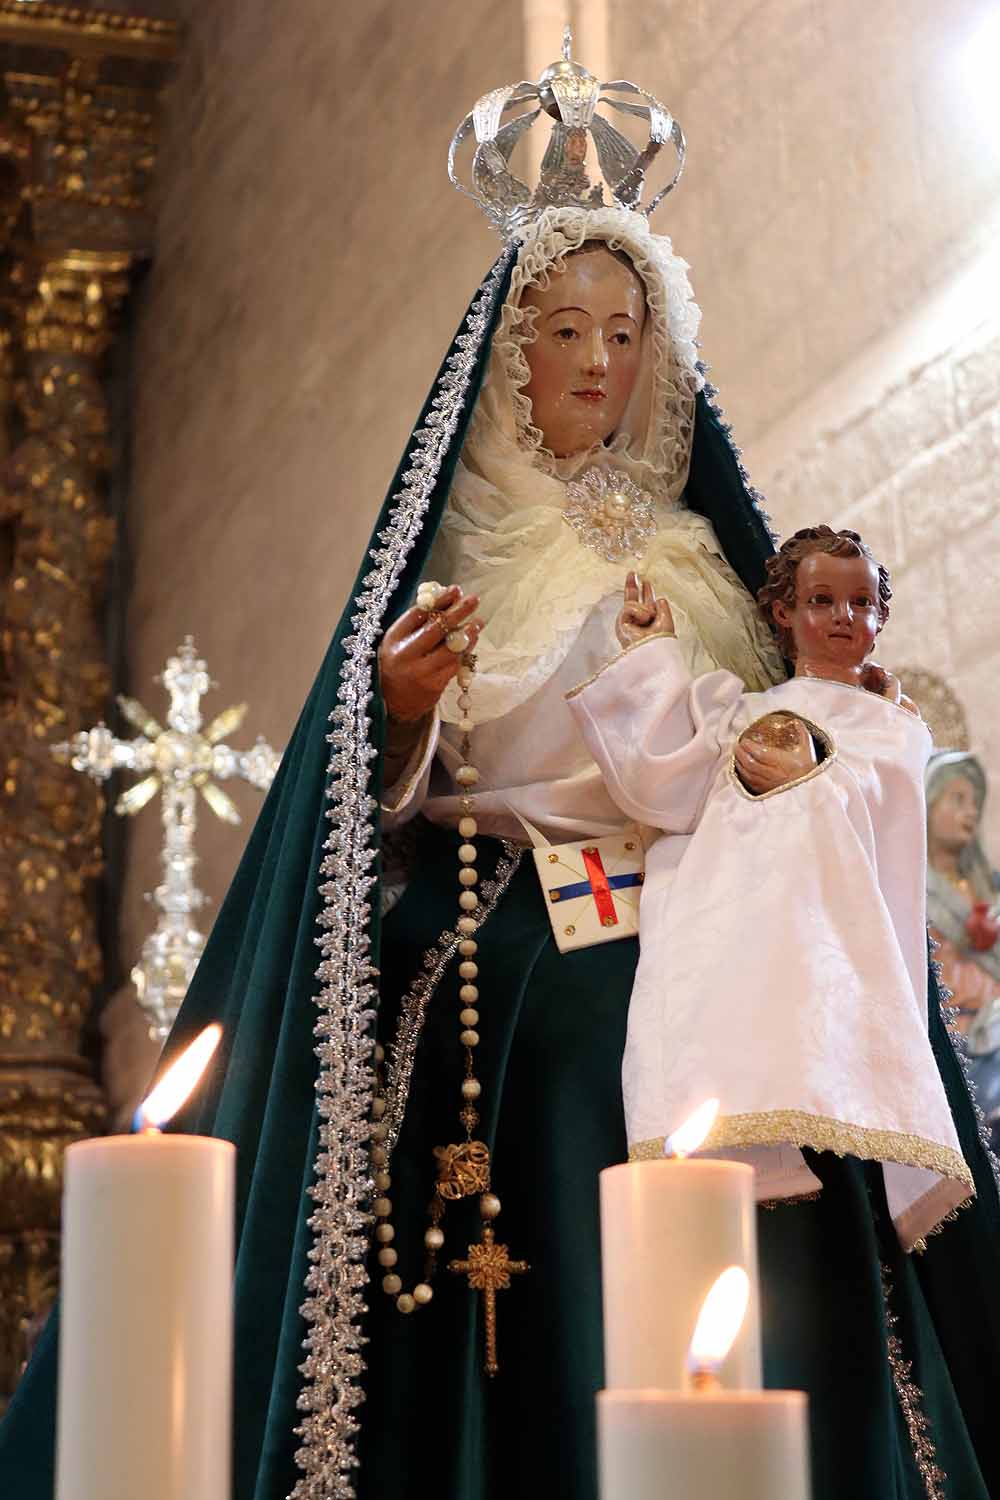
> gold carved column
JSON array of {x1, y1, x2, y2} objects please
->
[{"x1": 0, "y1": 4, "x2": 177, "y2": 1409}]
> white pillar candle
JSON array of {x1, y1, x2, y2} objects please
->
[
  {"x1": 55, "y1": 1132, "x2": 235, "y2": 1500},
  {"x1": 600, "y1": 1159, "x2": 761, "y2": 1390},
  {"x1": 598, "y1": 1389, "x2": 811, "y2": 1500}
]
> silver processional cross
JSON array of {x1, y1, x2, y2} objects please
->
[{"x1": 54, "y1": 637, "x2": 282, "y2": 1041}]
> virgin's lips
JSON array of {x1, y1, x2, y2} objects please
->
[{"x1": 572, "y1": 388, "x2": 607, "y2": 401}]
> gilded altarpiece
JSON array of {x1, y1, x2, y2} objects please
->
[{"x1": 0, "y1": 3, "x2": 177, "y2": 1409}]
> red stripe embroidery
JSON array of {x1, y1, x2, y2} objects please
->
[{"x1": 581, "y1": 846, "x2": 617, "y2": 928}]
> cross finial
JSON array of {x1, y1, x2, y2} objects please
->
[
  {"x1": 562, "y1": 23, "x2": 572, "y2": 60},
  {"x1": 53, "y1": 638, "x2": 282, "y2": 1038}
]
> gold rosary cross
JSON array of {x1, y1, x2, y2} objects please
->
[{"x1": 449, "y1": 1226, "x2": 528, "y2": 1377}]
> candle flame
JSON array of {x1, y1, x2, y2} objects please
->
[
  {"x1": 664, "y1": 1097, "x2": 719, "y2": 1159},
  {"x1": 137, "y1": 1024, "x2": 222, "y2": 1130},
  {"x1": 687, "y1": 1266, "x2": 750, "y2": 1376}
]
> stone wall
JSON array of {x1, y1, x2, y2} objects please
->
[{"x1": 612, "y1": 0, "x2": 1000, "y2": 447}]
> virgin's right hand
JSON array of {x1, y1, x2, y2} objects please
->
[{"x1": 379, "y1": 585, "x2": 483, "y2": 724}]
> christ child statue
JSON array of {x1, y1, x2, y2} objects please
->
[{"x1": 567, "y1": 525, "x2": 974, "y2": 1250}]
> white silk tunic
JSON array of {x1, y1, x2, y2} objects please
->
[{"x1": 568, "y1": 634, "x2": 974, "y2": 1251}]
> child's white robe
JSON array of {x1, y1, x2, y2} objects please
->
[{"x1": 569, "y1": 634, "x2": 973, "y2": 1249}]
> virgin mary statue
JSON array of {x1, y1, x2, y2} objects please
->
[{"x1": 4, "y1": 36, "x2": 1000, "y2": 1500}]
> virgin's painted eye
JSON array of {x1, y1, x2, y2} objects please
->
[
  {"x1": 807, "y1": 594, "x2": 833, "y2": 606},
  {"x1": 611, "y1": 331, "x2": 632, "y2": 346},
  {"x1": 554, "y1": 327, "x2": 579, "y2": 341}
]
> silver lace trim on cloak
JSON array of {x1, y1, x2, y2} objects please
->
[
  {"x1": 930, "y1": 933, "x2": 1000, "y2": 1194},
  {"x1": 289, "y1": 249, "x2": 513, "y2": 1500},
  {"x1": 880, "y1": 1263, "x2": 947, "y2": 1500}
]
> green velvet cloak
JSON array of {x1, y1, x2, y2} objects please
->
[{"x1": 4, "y1": 244, "x2": 1000, "y2": 1500}]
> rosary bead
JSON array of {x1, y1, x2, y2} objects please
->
[
  {"x1": 480, "y1": 1192, "x2": 502, "y2": 1219},
  {"x1": 413, "y1": 1283, "x2": 434, "y2": 1306},
  {"x1": 458, "y1": 867, "x2": 478, "y2": 887},
  {"x1": 459, "y1": 717, "x2": 474, "y2": 732},
  {"x1": 377, "y1": 1247, "x2": 397, "y2": 1268},
  {"x1": 371, "y1": 1096, "x2": 386, "y2": 1119},
  {"x1": 460, "y1": 1007, "x2": 479, "y2": 1026},
  {"x1": 460, "y1": 1029, "x2": 480, "y2": 1048},
  {"x1": 459, "y1": 938, "x2": 478, "y2": 956},
  {"x1": 374, "y1": 1170, "x2": 391, "y2": 1192},
  {"x1": 424, "y1": 1226, "x2": 445, "y2": 1250},
  {"x1": 460, "y1": 984, "x2": 479, "y2": 1003},
  {"x1": 458, "y1": 916, "x2": 477, "y2": 934},
  {"x1": 397, "y1": 1293, "x2": 416, "y2": 1314},
  {"x1": 371, "y1": 1122, "x2": 388, "y2": 1142},
  {"x1": 373, "y1": 1197, "x2": 393, "y2": 1218},
  {"x1": 455, "y1": 765, "x2": 479, "y2": 786},
  {"x1": 457, "y1": 667, "x2": 474, "y2": 688},
  {"x1": 457, "y1": 693, "x2": 472, "y2": 711},
  {"x1": 458, "y1": 817, "x2": 477, "y2": 838},
  {"x1": 371, "y1": 1146, "x2": 388, "y2": 1167},
  {"x1": 459, "y1": 961, "x2": 479, "y2": 980},
  {"x1": 446, "y1": 630, "x2": 470, "y2": 654},
  {"x1": 416, "y1": 580, "x2": 443, "y2": 608},
  {"x1": 382, "y1": 1274, "x2": 403, "y2": 1296},
  {"x1": 375, "y1": 1223, "x2": 395, "y2": 1244},
  {"x1": 458, "y1": 844, "x2": 477, "y2": 863},
  {"x1": 459, "y1": 891, "x2": 479, "y2": 911},
  {"x1": 374, "y1": 1042, "x2": 385, "y2": 1064},
  {"x1": 461, "y1": 1078, "x2": 482, "y2": 1100}
]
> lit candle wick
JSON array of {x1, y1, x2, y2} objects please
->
[
  {"x1": 686, "y1": 1265, "x2": 750, "y2": 1393},
  {"x1": 132, "y1": 1023, "x2": 223, "y2": 1133},
  {"x1": 663, "y1": 1097, "x2": 720, "y2": 1159}
]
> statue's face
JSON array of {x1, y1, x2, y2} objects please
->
[
  {"x1": 520, "y1": 247, "x2": 645, "y2": 459},
  {"x1": 772, "y1": 552, "x2": 881, "y2": 669},
  {"x1": 929, "y1": 775, "x2": 981, "y2": 854}
]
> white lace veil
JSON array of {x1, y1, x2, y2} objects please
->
[{"x1": 427, "y1": 205, "x2": 783, "y2": 723}]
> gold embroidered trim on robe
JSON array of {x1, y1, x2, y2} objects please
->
[
  {"x1": 564, "y1": 631, "x2": 678, "y2": 701},
  {"x1": 629, "y1": 1107, "x2": 975, "y2": 1195}
]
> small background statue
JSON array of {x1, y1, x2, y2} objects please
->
[{"x1": 926, "y1": 751, "x2": 1000, "y2": 1141}]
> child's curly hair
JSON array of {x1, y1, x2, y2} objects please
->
[{"x1": 757, "y1": 526, "x2": 892, "y2": 658}]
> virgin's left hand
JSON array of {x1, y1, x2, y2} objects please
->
[
  {"x1": 860, "y1": 662, "x2": 920, "y2": 716},
  {"x1": 861, "y1": 662, "x2": 901, "y2": 703}
]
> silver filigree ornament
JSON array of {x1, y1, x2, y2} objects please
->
[
  {"x1": 562, "y1": 465, "x2": 658, "y2": 563},
  {"x1": 448, "y1": 26, "x2": 686, "y2": 241}
]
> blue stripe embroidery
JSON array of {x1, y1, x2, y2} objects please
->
[{"x1": 548, "y1": 872, "x2": 643, "y2": 903}]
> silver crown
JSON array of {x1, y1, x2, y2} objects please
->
[{"x1": 448, "y1": 27, "x2": 685, "y2": 240}]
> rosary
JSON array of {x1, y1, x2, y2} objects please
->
[{"x1": 369, "y1": 580, "x2": 528, "y2": 1376}]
